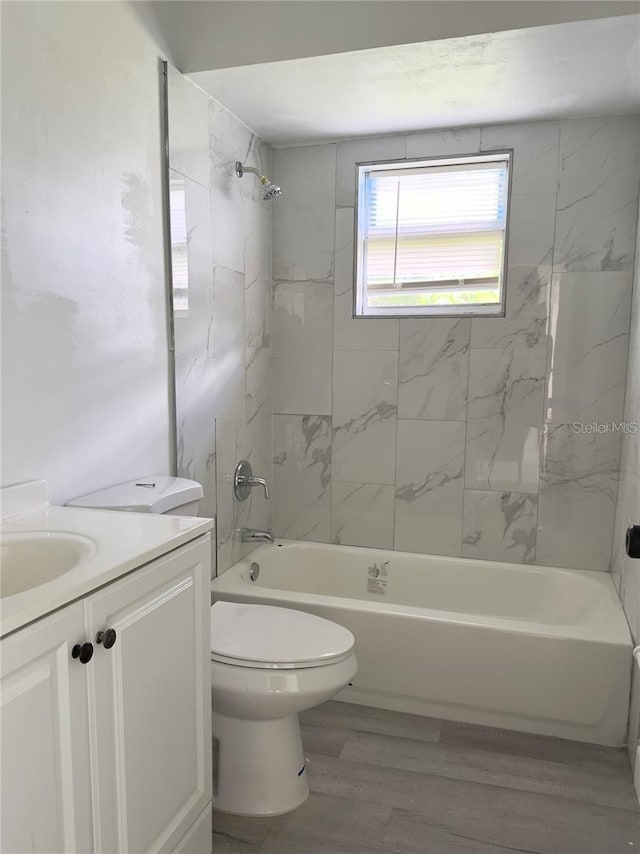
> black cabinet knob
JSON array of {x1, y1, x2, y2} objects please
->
[
  {"x1": 71, "y1": 642, "x2": 94, "y2": 664},
  {"x1": 626, "y1": 525, "x2": 640, "y2": 559},
  {"x1": 96, "y1": 628, "x2": 117, "y2": 649}
]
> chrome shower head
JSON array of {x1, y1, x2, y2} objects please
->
[
  {"x1": 235, "y1": 161, "x2": 283, "y2": 201},
  {"x1": 262, "y1": 181, "x2": 282, "y2": 201}
]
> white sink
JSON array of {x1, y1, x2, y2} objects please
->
[{"x1": 1, "y1": 532, "x2": 95, "y2": 598}]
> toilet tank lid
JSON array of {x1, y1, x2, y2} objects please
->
[{"x1": 66, "y1": 476, "x2": 203, "y2": 514}]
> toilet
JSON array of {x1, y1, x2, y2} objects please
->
[
  {"x1": 68, "y1": 478, "x2": 357, "y2": 817},
  {"x1": 66, "y1": 476, "x2": 203, "y2": 516},
  {"x1": 210, "y1": 600, "x2": 357, "y2": 816}
]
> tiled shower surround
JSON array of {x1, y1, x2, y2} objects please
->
[
  {"x1": 612, "y1": 206, "x2": 640, "y2": 642},
  {"x1": 271, "y1": 117, "x2": 640, "y2": 571},
  {"x1": 168, "y1": 68, "x2": 273, "y2": 573}
]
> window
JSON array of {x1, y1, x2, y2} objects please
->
[
  {"x1": 169, "y1": 174, "x2": 189, "y2": 313},
  {"x1": 354, "y1": 151, "x2": 511, "y2": 318}
]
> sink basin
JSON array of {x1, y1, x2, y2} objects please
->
[{"x1": 1, "y1": 532, "x2": 95, "y2": 597}]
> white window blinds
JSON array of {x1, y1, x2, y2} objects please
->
[
  {"x1": 355, "y1": 153, "x2": 511, "y2": 317},
  {"x1": 169, "y1": 178, "x2": 189, "y2": 312}
]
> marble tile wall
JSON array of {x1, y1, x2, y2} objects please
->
[
  {"x1": 611, "y1": 200, "x2": 640, "y2": 767},
  {"x1": 271, "y1": 116, "x2": 640, "y2": 571},
  {"x1": 612, "y1": 205, "x2": 640, "y2": 643},
  {"x1": 168, "y1": 67, "x2": 272, "y2": 573}
]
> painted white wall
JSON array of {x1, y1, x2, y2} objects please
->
[
  {"x1": 1, "y1": 1, "x2": 172, "y2": 504},
  {"x1": 133, "y1": 0, "x2": 640, "y2": 72}
]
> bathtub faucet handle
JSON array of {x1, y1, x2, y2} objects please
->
[
  {"x1": 234, "y1": 460, "x2": 270, "y2": 501},
  {"x1": 247, "y1": 475, "x2": 269, "y2": 500}
]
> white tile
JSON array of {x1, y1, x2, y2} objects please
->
[
  {"x1": 406, "y1": 127, "x2": 481, "y2": 159},
  {"x1": 243, "y1": 199, "x2": 272, "y2": 353},
  {"x1": 210, "y1": 159, "x2": 245, "y2": 274},
  {"x1": 545, "y1": 272, "x2": 633, "y2": 424},
  {"x1": 462, "y1": 490, "x2": 538, "y2": 565},
  {"x1": 398, "y1": 319, "x2": 470, "y2": 421},
  {"x1": 332, "y1": 350, "x2": 398, "y2": 484},
  {"x1": 272, "y1": 144, "x2": 336, "y2": 281},
  {"x1": 611, "y1": 421, "x2": 640, "y2": 615},
  {"x1": 243, "y1": 408, "x2": 273, "y2": 550},
  {"x1": 471, "y1": 265, "x2": 550, "y2": 352},
  {"x1": 273, "y1": 415, "x2": 331, "y2": 542},
  {"x1": 245, "y1": 406, "x2": 273, "y2": 502},
  {"x1": 465, "y1": 348, "x2": 545, "y2": 493},
  {"x1": 332, "y1": 418, "x2": 398, "y2": 486},
  {"x1": 554, "y1": 116, "x2": 640, "y2": 273},
  {"x1": 209, "y1": 98, "x2": 252, "y2": 168},
  {"x1": 215, "y1": 417, "x2": 247, "y2": 573},
  {"x1": 331, "y1": 481, "x2": 395, "y2": 549},
  {"x1": 612, "y1": 233, "x2": 640, "y2": 636},
  {"x1": 480, "y1": 121, "x2": 560, "y2": 195},
  {"x1": 171, "y1": 172, "x2": 214, "y2": 361},
  {"x1": 272, "y1": 281, "x2": 333, "y2": 415},
  {"x1": 246, "y1": 345, "x2": 270, "y2": 425},
  {"x1": 333, "y1": 208, "x2": 399, "y2": 350},
  {"x1": 168, "y1": 66, "x2": 210, "y2": 187},
  {"x1": 175, "y1": 356, "x2": 217, "y2": 519},
  {"x1": 507, "y1": 192, "x2": 557, "y2": 268},
  {"x1": 336, "y1": 135, "x2": 406, "y2": 208},
  {"x1": 212, "y1": 266, "x2": 246, "y2": 419},
  {"x1": 537, "y1": 424, "x2": 621, "y2": 572},
  {"x1": 215, "y1": 415, "x2": 273, "y2": 572},
  {"x1": 394, "y1": 420, "x2": 465, "y2": 557},
  {"x1": 209, "y1": 97, "x2": 266, "y2": 203},
  {"x1": 273, "y1": 281, "x2": 334, "y2": 359}
]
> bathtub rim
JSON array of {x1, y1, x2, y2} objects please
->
[{"x1": 212, "y1": 539, "x2": 632, "y2": 649}]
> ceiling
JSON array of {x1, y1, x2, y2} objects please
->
[
  {"x1": 190, "y1": 15, "x2": 640, "y2": 145},
  {"x1": 135, "y1": 1, "x2": 640, "y2": 72}
]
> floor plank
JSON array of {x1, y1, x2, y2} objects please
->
[
  {"x1": 382, "y1": 803, "x2": 639, "y2": 854},
  {"x1": 382, "y1": 811, "x2": 531, "y2": 854},
  {"x1": 212, "y1": 811, "x2": 274, "y2": 849},
  {"x1": 269, "y1": 790, "x2": 391, "y2": 850},
  {"x1": 259, "y1": 834, "x2": 383, "y2": 854},
  {"x1": 300, "y1": 722, "x2": 349, "y2": 757},
  {"x1": 306, "y1": 752, "x2": 640, "y2": 854},
  {"x1": 441, "y1": 719, "x2": 632, "y2": 769},
  {"x1": 212, "y1": 832, "x2": 260, "y2": 854},
  {"x1": 213, "y1": 702, "x2": 639, "y2": 854},
  {"x1": 300, "y1": 700, "x2": 442, "y2": 743},
  {"x1": 338, "y1": 729, "x2": 638, "y2": 810}
]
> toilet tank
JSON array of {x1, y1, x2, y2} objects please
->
[{"x1": 66, "y1": 476, "x2": 204, "y2": 516}]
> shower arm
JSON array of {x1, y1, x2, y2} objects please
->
[{"x1": 235, "y1": 162, "x2": 268, "y2": 184}]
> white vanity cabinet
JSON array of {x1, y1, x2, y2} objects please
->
[
  {"x1": 1, "y1": 535, "x2": 212, "y2": 854},
  {"x1": 1, "y1": 600, "x2": 94, "y2": 853}
]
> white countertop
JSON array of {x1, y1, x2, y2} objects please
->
[{"x1": 1, "y1": 482, "x2": 214, "y2": 638}]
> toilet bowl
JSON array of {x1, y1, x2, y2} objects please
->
[{"x1": 210, "y1": 601, "x2": 357, "y2": 816}]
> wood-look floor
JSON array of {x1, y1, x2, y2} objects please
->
[{"x1": 212, "y1": 701, "x2": 640, "y2": 853}]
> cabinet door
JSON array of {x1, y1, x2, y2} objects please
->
[
  {"x1": 86, "y1": 537, "x2": 212, "y2": 854},
  {"x1": 1, "y1": 602, "x2": 93, "y2": 854}
]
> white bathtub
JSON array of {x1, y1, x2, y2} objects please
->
[{"x1": 211, "y1": 540, "x2": 633, "y2": 746}]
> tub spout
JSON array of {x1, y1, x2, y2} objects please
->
[{"x1": 240, "y1": 528, "x2": 274, "y2": 544}]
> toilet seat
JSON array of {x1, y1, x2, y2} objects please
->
[{"x1": 211, "y1": 601, "x2": 355, "y2": 670}]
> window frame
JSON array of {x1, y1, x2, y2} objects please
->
[{"x1": 353, "y1": 149, "x2": 513, "y2": 320}]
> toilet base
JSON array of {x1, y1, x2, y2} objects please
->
[{"x1": 212, "y1": 710, "x2": 309, "y2": 816}]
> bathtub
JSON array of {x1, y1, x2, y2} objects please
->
[{"x1": 211, "y1": 540, "x2": 632, "y2": 747}]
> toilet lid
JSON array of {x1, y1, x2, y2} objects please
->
[{"x1": 210, "y1": 601, "x2": 355, "y2": 669}]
